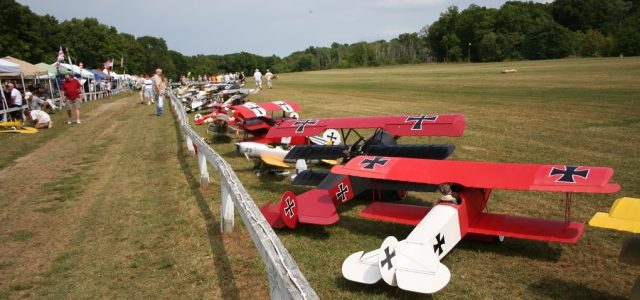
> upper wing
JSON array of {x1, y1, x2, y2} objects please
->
[
  {"x1": 266, "y1": 114, "x2": 465, "y2": 138},
  {"x1": 232, "y1": 100, "x2": 300, "y2": 119},
  {"x1": 332, "y1": 156, "x2": 620, "y2": 193}
]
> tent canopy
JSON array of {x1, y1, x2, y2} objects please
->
[
  {"x1": 37, "y1": 62, "x2": 71, "y2": 76},
  {"x1": 1, "y1": 56, "x2": 47, "y2": 78},
  {"x1": 0, "y1": 59, "x2": 22, "y2": 76},
  {"x1": 58, "y1": 63, "x2": 94, "y2": 79},
  {"x1": 87, "y1": 68, "x2": 106, "y2": 80}
]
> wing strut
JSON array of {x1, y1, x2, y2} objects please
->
[{"x1": 565, "y1": 192, "x2": 573, "y2": 226}]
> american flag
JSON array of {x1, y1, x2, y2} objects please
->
[{"x1": 103, "y1": 58, "x2": 114, "y2": 69}]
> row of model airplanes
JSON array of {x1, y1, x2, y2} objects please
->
[{"x1": 176, "y1": 82, "x2": 628, "y2": 294}]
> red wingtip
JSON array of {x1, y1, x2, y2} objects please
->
[{"x1": 279, "y1": 191, "x2": 299, "y2": 229}]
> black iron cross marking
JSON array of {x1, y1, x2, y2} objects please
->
[
  {"x1": 406, "y1": 115, "x2": 438, "y2": 130},
  {"x1": 360, "y1": 156, "x2": 389, "y2": 170},
  {"x1": 247, "y1": 104, "x2": 266, "y2": 116},
  {"x1": 549, "y1": 166, "x2": 589, "y2": 183},
  {"x1": 433, "y1": 233, "x2": 445, "y2": 255},
  {"x1": 335, "y1": 183, "x2": 349, "y2": 202},
  {"x1": 380, "y1": 246, "x2": 396, "y2": 271},
  {"x1": 275, "y1": 101, "x2": 292, "y2": 112},
  {"x1": 283, "y1": 197, "x2": 295, "y2": 218},
  {"x1": 293, "y1": 119, "x2": 318, "y2": 133},
  {"x1": 326, "y1": 131, "x2": 338, "y2": 144}
]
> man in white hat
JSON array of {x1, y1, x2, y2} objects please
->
[
  {"x1": 253, "y1": 68, "x2": 262, "y2": 89},
  {"x1": 265, "y1": 69, "x2": 274, "y2": 89}
]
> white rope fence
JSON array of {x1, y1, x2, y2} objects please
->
[{"x1": 168, "y1": 91, "x2": 318, "y2": 300}]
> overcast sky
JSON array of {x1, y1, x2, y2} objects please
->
[{"x1": 16, "y1": 0, "x2": 546, "y2": 57}]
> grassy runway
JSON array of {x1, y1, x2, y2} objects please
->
[
  {"x1": 1, "y1": 57, "x2": 638, "y2": 299},
  {"x1": 201, "y1": 57, "x2": 639, "y2": 299}
]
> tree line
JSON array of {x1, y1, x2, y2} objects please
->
[{"x1": 1, "y1": 0, "x2": 639, "y2": 79}]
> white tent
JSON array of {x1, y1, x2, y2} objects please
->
[
  {"x1": 56, "y1": 63, "x2": 95, "y2": 79},
  {"x1": 0, "y1": 59, "x2": 25, "y2": 121},
  {"x1": 0, "y1": 58, "x2": 22, "y2": 75}
]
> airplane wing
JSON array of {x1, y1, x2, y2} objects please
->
[
  {"x1": 232, "y1": 100, "x2": 300, "y2": 119},
  {"x1": 266, "y1": 114, "x2": 465, "y2": 138},
  {"x1": 260, "y1": 155, "x2": 289, "y2": 169},
  {"x1": 589, "y1": 197, "x2": 640, "y2": 233},
  {"x1": 284, "y1": 144, "x2": 456, "y2": 161},
  {"x1": 332, "y1": 156, "x2": 620, "y2": 193}
]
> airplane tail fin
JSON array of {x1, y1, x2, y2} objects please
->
[{"x1": 259, "y1": 191, "x2": 299, "y2": 229}]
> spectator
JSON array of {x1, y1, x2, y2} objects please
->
[
  {"x1": 143, "y1": 74, "x2": 154, "y2": 105},
  {"x1": 239, "y1": 72, "x2": 245, "y2": 84},
  {"x1": 151, "y1": 68, "x2": 165, "y2": 116},
  {"x1": 253, "y1": 68, "x2": 262, "y2": 89},
  {"x1": 61, "y1": 73, "x2": 82, "y2": 124},
  {"x1": 265, "y1": 69, "x2": 274, "y2": 89},
  {"x1": 24, "y1": 108, "x2": 52, "y2": 129},
  {"x1": 6, "y1": 83, "x2": 23, "y2": 120}
]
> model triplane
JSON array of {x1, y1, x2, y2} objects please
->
[{"x1": 331, "y1": 156, "x2": 620, "y2": 293}]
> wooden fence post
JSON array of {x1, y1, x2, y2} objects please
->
[
  {"x1": 185, "y1": 135, "x2": 195, "y2": 155},
  {"x1": 220, "y1": 179, "x2": 235, "y2": 233},
  {"x1": 198, "y1": 151, "x2": 209, "y2": 184}
]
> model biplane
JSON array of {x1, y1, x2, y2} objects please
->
[
  {"x1": 331, "y1": 156, "x2": 620, "y2": 293},
  {"x1": 0, "y1": 120, "x2": 38, "y2": 134},
  {"x1": 259, "y1": 114, "x2": 465, "y2": 229},
  {"x1": 208, "y1": 100, "x2": 306, "y2": 144}
]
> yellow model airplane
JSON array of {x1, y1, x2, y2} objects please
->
[
  {"x1": 0, "y1": 120, "x2": 38, "y2": 134},
  {"x1": 590, "y1": 197, "x2": 640, "y2": 234}
]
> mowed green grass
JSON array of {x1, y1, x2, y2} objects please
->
[{"x1": 193, "y1": 57, "x2": 640, "y2": 299}]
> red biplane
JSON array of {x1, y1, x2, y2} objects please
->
[
  {"x1": 259, "y1": 114, "x2": 466, "y2": 229},
  {"x1": 333, "y1": 156, "x2": 620, "y2": 293},
  {"x1": 205, "y1": 100, "x2": 306, "y2": 144}
]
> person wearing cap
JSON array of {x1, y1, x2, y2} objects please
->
[
  {"x1": 253, "y1": 68, "x2": 263, "y2": 89},
  {"x1": 265, "y1": 69, "x2": 274, "y2": 89},
  {"x1": 61, "y1": 73, "x2": 82, "y2": 124}
]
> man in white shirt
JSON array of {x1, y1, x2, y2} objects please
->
[
  {"x1": 25, "y1": 109, "x2": 52, "y2": 129},
  {"x1": 253, "y1": 69, "x2": 262, "y2": 89},
  {"x1": 7, "y1": 83, "x2": 23, "y2": 120},
  {"x1": 265, "y1": 69, "x2": 274, "y2": 89}
]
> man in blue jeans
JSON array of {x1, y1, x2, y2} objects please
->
[{"x1": 151, "y1": 68, "x2": 164, "y2": 116}]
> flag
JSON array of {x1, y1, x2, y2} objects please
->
[{"x1": 66, "y1": 47, "x2": 73, "y2": 66}]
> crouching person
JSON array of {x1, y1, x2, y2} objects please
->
[{"x1": 24, "y1": 108, "x2": 53, "y2": 129}]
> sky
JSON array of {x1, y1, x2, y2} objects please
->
[{"x1": 16, "y1": 0, "x2": 547, "y2": 57}]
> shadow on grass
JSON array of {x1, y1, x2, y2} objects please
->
[
  {"x1": 528, "y1": 277, "x2": 627, "y2": 299},
  {"x1": 172, "y1": 114, "x2": 241, "y2": 300},
  {"x1": 333, "y1": 276, "x2": 433, "y2": 299},
  {"x1": 210, "y1": 134, "x2": 232, "y2": 144},
  {"x1": 456, "y1": 237, "x2": 562, "y2": 262}
]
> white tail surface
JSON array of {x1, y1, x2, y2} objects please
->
[
  {"x1": 342, "y1": 249, "x2": 382, "y2": 284},
  {"x1": 394, "y1": 241, "x2": 451, "y2": 294}
]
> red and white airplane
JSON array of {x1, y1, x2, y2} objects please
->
[
  {"x1": 260, "y1": 114, "x2": 466, "y2": 229},
  {"x1": 332, "y1": 156, "x2": 620, "y2": 293}
]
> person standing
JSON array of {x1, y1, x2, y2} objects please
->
[
  {"x1": 143, "y1": 74, "x2": 154, "y2": 105},
  {"x1": 265, "y1": 69, "x2": 274, "y2": 89},
  {"x1": 151, "y1": 68, "x2": 165, "y2": 116},
  {"x1": 253, "y1": 68, "x2": 262, "y2": 89},
  {"x1": 61, "y1": 73, "x2": 82, "y2": 124}
]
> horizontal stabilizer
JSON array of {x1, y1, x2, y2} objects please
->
[
  {"x1": 468, "y1": 213, "x2": 584, "y2": 244},
  {"x1": 285, "y1": 145, "x2": 348, "y2": 160},
  {"x1": 342, "y1": 249, "x2": 382, "y2": 284},
  {"x1": 394, "y1": 241, "x2": 451, "y2": 294},
  {"x1": 294, "y1": 189, "x2": 339, "y2": 225},
  {"x1": 367, "y1": 144, "x2": 455, "y2": 160},
  {"x1": 589, "y1": 197, "x2": 640, "y2": 234},
  {"x1": 291, "y1": 170, "x2": 329, "y2": 186}
]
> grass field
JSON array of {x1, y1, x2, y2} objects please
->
[{"x1": 1, "y1": 57, "x2": 639, "y2": 299}]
